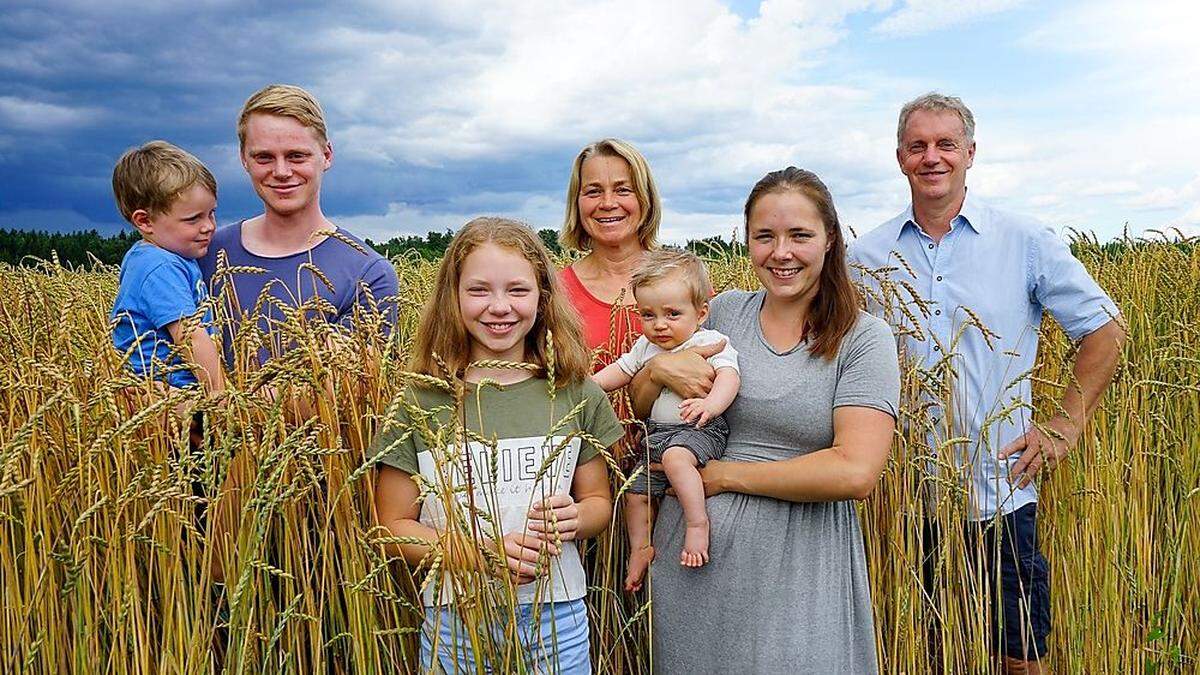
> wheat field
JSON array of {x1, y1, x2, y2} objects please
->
[{"x1": 0, "y1": 235, "x2": 1196, "y2": 674}]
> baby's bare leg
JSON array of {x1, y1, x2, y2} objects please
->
[
  {"x1": 623, "y1": 493, "x2": 656, "y2": 592},
  {"x1": 661, "y1": 446, "x2": 709, "y2": 567}
]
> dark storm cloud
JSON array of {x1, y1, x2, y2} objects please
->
[{"x1": 0, "y1": 1, "x2": 579, "y2": 236}]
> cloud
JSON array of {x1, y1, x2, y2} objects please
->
[
  {"x1": 1, "y1": 0, "x2": 1197, "y2": 244},
  {"x1": 332, "y1": 192, "x2": 566, "y2": 242},
  {"x1": 322, "y1": 1, "x2": 895, "y2": 166},
  {"x1": 1024, "y1": 1, "x2": 1200, "y2": 108},
  {"x1": 872, "y1": 0, "x2": 1027, "y2": 35},
  {"x1": 0, "y1": 96, "x2": 101, "y2": 131}
]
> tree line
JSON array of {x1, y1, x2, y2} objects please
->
[
  {"x1": 9, "y1": 226, "x2": 1170, "y2": 269},
  {"x1": 0, "y1": 227, "x2": 749, "y2": 268}
]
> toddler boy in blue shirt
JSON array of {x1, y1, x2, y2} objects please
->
[{"x1": 110, "y1": 141, "x2": 224, "y2": 394}]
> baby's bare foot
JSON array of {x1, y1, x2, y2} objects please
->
[
  {"x1": 680, "y1": 520, "x2": 710, "y2": 568},
  {"x1": 625, "y1": 546, "x2": 656, "y2": 592}
]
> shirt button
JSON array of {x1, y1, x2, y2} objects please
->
[
  {"x1": 934, "y1": 309, "x2": 942, "y2": 315},
  {"x1": 933, "y1": 345, "x2": 941, "y2": 352},
  {"x1": 936, "y1": 275, "x2": 943, "y2": 281},
  {"x1": 927, "y1": 243, "x2": 934, "y2": 250}
]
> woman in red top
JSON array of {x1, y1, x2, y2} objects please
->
[{"x1": 559, "y1": 138, "x2": 662, "y2": 365}]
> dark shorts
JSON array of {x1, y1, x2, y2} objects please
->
[
  {"x1": 922, "y1": 503, "x2": 1051, "y2": 660},
  {"x1": 629, "y1": 417, "x2": 729, "y2": 497}
]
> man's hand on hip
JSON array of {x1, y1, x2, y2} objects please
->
[{"x1": 999, "y1": 416, "x2": 1080, "y2": 488}]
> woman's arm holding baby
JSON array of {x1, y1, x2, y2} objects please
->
[{"x1": 628, "y1": 341, "x2": 726, "y2": 417}]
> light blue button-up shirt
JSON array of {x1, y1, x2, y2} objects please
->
[{"x1": 848, "y1": 192, "x2": 1118, "y2": 519}]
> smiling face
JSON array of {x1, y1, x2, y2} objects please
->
[
  {"x1": 132, "y1": 184, "x2": 217, "y2": 259},
  {"x1": 897, "y1": 108, "x2": 975, "y2": 205},
  {"x1": 633, "y1": 275, "x2": 708, "y2": 350},
  {"x1": 457, "y1": 242, "x2": 541, "y2": 363},
  {"x1": 241, "y1": 113, "x2": 332, "y2": 217},
  {"x1": 577, "y1": 154, "x2": 643, "y2": 249},
  {"x1": 747, "y1": 190, "x2": 829, "y2": 306}
]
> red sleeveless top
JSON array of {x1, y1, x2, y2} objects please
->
[{"x1": 558, "y1": 265, "x2": 641, "y2": 370}]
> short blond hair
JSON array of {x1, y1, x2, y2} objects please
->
[
  {"x1": 237, "y1": 84, "x2": 328, "y2": 149},
  {"x1": 560, "y1": 138, "x2": 661, "y2": 251},
  {"x1": 111, "y1": 140, "x2": 217, "y2": 222},
  {"x1": 897, "y1": 92, "x2": 975, "y2": 146},
  {"x1": 630, "y1": 248, "x2": 712, "y2": 309}
]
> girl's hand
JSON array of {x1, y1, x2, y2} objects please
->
[
  {"x1": 497, "y1": 532, "x2": 548, "y2": 585},
  {"x1": 527, "y1": 494, "x2": 580, "y2": 547}
]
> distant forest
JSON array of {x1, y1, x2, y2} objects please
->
[{"x1": 0, "y1": 227, "x2": 740, "y2": 267}]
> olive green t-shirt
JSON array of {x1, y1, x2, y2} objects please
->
[{"x1": 371, "y1": 376, "x2": 623, "y2": 606}]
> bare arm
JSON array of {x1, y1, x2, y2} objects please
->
[
  {"x1": 628, "y1": 366, "x2": 665, "y2": 419},
  {"x1": 679, "y1": 367, "x2": 740, "y2": 426},
  {"x1": 696, "y1": 406, "x2": 895, "y2": 502},
  {"x1": 167, "y1": 321, "x2": 225, "y2": 393},
  {"x1": 1000, "y1": 318, "x2": 1126, "y2": 486},
  {"x1": 374, "y1": 465, "x2": 440, "y2": 565},
  {"x1": 706, "y1": 367, "x2": 740, "y2": 415},
  {"x1": 592, "y1": 362, "x2": 633, "y2": 393},
  {"x1": 571, "y1": 456, "x2": 614, "y2": 539},
  {"x1": 628, "y1": 342, "x2": 726, "y2": 418}
]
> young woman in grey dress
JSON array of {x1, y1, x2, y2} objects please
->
[{"x1": 629, "y1": 167, "x2": 900, "y2": 673}]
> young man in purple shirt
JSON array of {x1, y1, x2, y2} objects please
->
[
  {"x1": 199, "y1": 84, "x2": 398, "y2": 367},
  {"x1": 849, "y1": 92, "x2": 1125, "y2": 673}
]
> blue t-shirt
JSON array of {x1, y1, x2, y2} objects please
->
[
  {"x1": 111, "y1": 241, "x2": 213, "y2": 388},
  {"x1": 198, "y1": 220, "x2": 399, "y2": 365}
]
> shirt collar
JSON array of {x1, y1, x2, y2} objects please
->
[{"x1": 897, "y1": 188, "x2": 985, "y2": 240}]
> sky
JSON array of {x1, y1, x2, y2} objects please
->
[{"x1": 1, "y1": 0, "x2": 1198, "y2": 243}]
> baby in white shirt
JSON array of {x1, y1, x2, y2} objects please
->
[{"x1": 593, "y1": 249, "x2": 740, "y2": 591}]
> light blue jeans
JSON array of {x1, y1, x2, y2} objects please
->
[{"x1": 420, "y1": 599, "x2": 591, "y2": 674}]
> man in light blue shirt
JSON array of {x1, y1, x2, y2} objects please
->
[{"x1": 849, "y1": 93, "x2": 1125, "y2": 672}]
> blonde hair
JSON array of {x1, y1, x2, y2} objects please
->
[
  {"x1": 560, "y1": 138, "x2": 661, "y2": 251},
  {"x1": 237, "y1": 84, "x2": 329, "y2": 149},
  {"x1": 411, "y1": 217, "x2": 592, "y2": 386},
  {"x1": 111, "y1": 140, "x2": 217, "y2": 222},
  {"x1": 630, "y1": 248, "x2": 712, "y2": 309}
]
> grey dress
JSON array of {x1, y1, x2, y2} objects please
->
[{"x1": 650, "y1": 290, "x2": 900, "y2": 674}]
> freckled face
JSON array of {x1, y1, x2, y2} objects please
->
[
  {"x1": 577, "y1": 155, "x2": 643, "y2": 248},
  {"x1": 458, "y1": 243, "x2": 541, "y2": 363},
  {"x1": 746, "y1": 191, "x2": 829, "y2": 305}
]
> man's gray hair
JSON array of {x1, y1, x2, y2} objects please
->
[{"x1": 897, "y1": 92, "x2": 975, "y2": 146}]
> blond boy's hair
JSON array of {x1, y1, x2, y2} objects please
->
[
  {"x1": 111, "y1": 140, "x2": 217, "y2": 222},
  {"x1": 630, "y1": 248, "x2": 713, "y2": 309},
  {"x1": 560, "y1": 138, "x2": 661, "y2": 251},
  {"x1": 237, "y1": 84, "x2": 328, "y2": 149}
]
